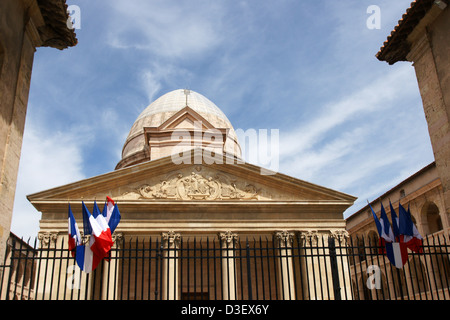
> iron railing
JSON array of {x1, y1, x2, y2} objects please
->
[{"x1": 1, "y1": 233, "x2": 449, "y2": 300}]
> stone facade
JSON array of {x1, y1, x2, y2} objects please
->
[
  {"x1": 377, "y1": 0, "x2": 450, "y2": 230},
  {"x1": 346, "y1": 162, "x2": 449, "y2": 239},
  {"x1": 345, "y1": 162, "x2": 449, "y2": 300},
  {"x1": 0, "y1": 0, "x2": 76, "y2": 263},
  {"x1": 26, "y1": 86, "x2": 357, "y2": 299}
]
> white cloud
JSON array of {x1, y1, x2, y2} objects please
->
[
  {"x1": 279, "y1": 64, "x2": 417, "y2": 159},
  {"x1": 107, "y1": 0, "x2": 227, "y2": 58},
  {"x1": 10, "y1": 119, "x2": 87, "y2": 240},
  {"x1": 277, "y1": 61, "x2": 434, "y2": 217}
]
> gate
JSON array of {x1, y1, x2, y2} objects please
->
[{"x1": 1, "y1": 232, "x2": 449, "y2": 300}]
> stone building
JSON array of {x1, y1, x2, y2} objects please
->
[
  {"x1": 27, "y1": 89, "x2": 356, "y2": 300},
  {"x1": 0, "y1": 0, "x2": 77, "y2": 263},
  {"x1": 376, "y1": 0, "x2": 450, "y2": 229},
  {"x1": 346, "y1": 161, "x2": 448, "y2": 239},
  {"x1": 344, "y1": 0, "x2": 450, "y2": 300},
  {"x1": 0, "y1": 232, "x2": 36, "y2": 300},
  {"x1": 345, "y1": 162, "x2": 450, "y2": 299}
]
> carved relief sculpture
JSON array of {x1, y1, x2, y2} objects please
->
[{"x1": 121, "y1": 166, "x2": 259, "y2": 201}]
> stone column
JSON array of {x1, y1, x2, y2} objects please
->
[
  {"x1": 274, "y1": 231, "x2": 295, "y2": 300},
  {"x1": 101, "y1": 233, "x2": 123, "y2": 300},
  {"x1": 0, "y1": 17, "x2": 40, "y2": 264},
  {"x1": 407, "y1": 31, "x2": 450, "y2": 225},
  {"x1": 161, "y1": 231, "x2": 180, "y2": 300},
  {"x1": 35, "y1": 232, "x2": 58, "y2": 300},
  {"x1": 218, "y1": 231, "x2": 238, "y2": 300},
  {"x1": 329, "y1": 229, "x2": 353, "y2": 300},
  {"x1": 299, "y1": 230, "x2": 321, "y2": 300}
]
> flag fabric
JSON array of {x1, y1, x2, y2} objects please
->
[
  {"x1": 399, "y1": 204, "x2": 423, "y2": 253},
  {"x1": 406, "y1": 205, "x2": 423, "y2": 253},
  {"x1": 90, "y1": 201, "x2": 114, "y2": 259},
  {"x1": 74, "y1": 202, "x2": 107, "y2": 273},
  {"x1": 102, "y1": 196, "x2": 115, "y2": 223},
  {"x1": 67, "y1": 198, "x2": 119, "y2": 273},
  {"x1": 102, "y1": 196, "x2": 121, "y2": 233},
  {"x1": 379, "y1": 203, "x2": 395, "y2": 243},
  {"x1": 385, "y1": 241, "x2": 409, "y2": 269},
  {"x1": 68, "y1": 204, "x2": 81, "y2": 257},
  {"x1": 75, "y1": 238, "x2": 101, "y2": 273},
  {"x1": 369, "y1": 203, "x2": 394, "y2": 244},
  {"x1": 369, "y1": 202, "x2": 408, "y2": 268},
  {"x1": 369, "y1": 200, "x2": 424, "y2": 268},
  {"x1": 389, "y1": 201, "x2": 400, "y2": 240}
]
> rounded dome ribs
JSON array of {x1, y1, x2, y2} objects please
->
[{"x1": 116, "y1": 89, "x2": 241, "y2": 170}]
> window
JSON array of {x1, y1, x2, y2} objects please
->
[{"x1": 421, "y1": 202, "x2": 443, "y2": 235}]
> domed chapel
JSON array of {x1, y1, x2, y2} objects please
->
[{"x1": 27, "y1": 89, "x2": 356, "y2": 300}]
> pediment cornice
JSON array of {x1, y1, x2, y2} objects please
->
[{"x1": 27, "y1": 150, "x2": 357, "y2": 213}]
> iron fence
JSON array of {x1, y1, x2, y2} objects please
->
[{"x1": 1, "y1": 232, "x2": 449, "y2": 300}]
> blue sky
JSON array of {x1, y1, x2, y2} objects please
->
[{"x1": 11, "y1": 0, "x2": 435, "y2": 240}]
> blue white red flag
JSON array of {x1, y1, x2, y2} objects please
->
[
  {"x1": 75, "y1": 239, "x2": 101, "y2": 273},
  {"x1": 369, "y1": 203, "x2": 394, "y2": 244},
  {"x1": 68, "y1": 204, "x2": 81, "y2": 258},
  {"x1": 90, "y1": 201, "x2": 114, "y2": 260},
  {"x1": 379, "y1": 203, "x2": 395, "y2": 243},
  {"x1": 67, "y1": 199, "x2": 118, "y2": 273},
  {"x1": 369, "y1": 201, "x2": 408, "y2": 268},
  {"x1": 399, "y1": 204, "x2": 423, "y2": 253},
  {"x1": 74, "y1": 202, "x2": 105, "y2": 273},
  {"x1": 389, "y1": 201, "x2": 401, "y2": 240},
  {"x1": 385, "y1": 241, "x2": 408, "y2": 269},
  {"x1": 102, "y1": 196, "x2": 121, "y2": 233}
]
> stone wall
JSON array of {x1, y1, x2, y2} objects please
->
[
  {"x1": 407, "y1": 6, "x2": 450, "y2": 224},
  {"x1": 0, "y1": 0, "x2": 37, "y2": 264}
]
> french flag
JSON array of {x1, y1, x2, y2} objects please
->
[
  {"x1": 68, "y1": 204, "x2": 81, "y2": 258},
  {"x1": 74, "y1": 202, "x2": 113, "y2": 273},
  {"x1": 370, "y1": 202, "x2": 408, "y2": 268},
  {"x1": 379, "y1": 203, "x2": 395, "y2": 243},
  {"x1": 385, "y1": 241, "x2": 409, "y2": 269},
  {"x1": 90, "y1": 201, "x2": 114, "y2": 259},
  {"x1": 369, "y1": 203, "x2": 394, "y2": 252},
  {"x1": 67, "y1": 203, "x2": 102, "y2": 273},
  {"x1": 75, "y1": 240, "x2": 101, "y2": 273},
  {"x1": 67, "y1": 199, "x2": 120, "y2": 273},
  {"x1": 399, "y1": 204, "x2": 423, "y2": 253},
  {"x1": 102, "y1": 196, "x2": 121, "y2": 234},
  {"x1": 389, "y1": 201, "x2": 401, "y2": 240}
]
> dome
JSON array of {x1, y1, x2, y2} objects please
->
[{"x1": 116, "y1": 89, "x2": 241, "y2": 169}]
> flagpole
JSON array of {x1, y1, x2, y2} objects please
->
[{"x1": 396, "y1": 268, "x2": 404, "y2": 300}]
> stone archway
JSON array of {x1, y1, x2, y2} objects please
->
[{"x1": 421, "y1": 202, "x2": 443, "y2": 235}]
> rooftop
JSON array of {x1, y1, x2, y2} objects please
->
[{"x1": 376, "y1": 0, "x2": 446, "y2": 64}]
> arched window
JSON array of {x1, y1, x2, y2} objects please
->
[{"x1": 421, "y1": 202, "x2": 443, "y2": 235}]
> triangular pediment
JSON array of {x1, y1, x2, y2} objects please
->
[
  {"x1": 157, "y1": 106, "x2": 217, "y2": 131},
  {"x1": 27, "y1": 150, "x2": 356, "y2": 212}
]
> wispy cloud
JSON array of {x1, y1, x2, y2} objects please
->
[
  {"x1": 107, "y1": 0, "x2": 228, "y2": 59},
  {"x1": 279, "y1": 64, "x2": 417, "y2": 158},
  {"x1": 277, "y1": 62, "x2": 434, "y2": 215},
  {"x1": 10, "y1": 1, "x2": 435, "y2": 239},
  {"x1": 11, "y1": 117, "x2": 87, "y2": 240}
]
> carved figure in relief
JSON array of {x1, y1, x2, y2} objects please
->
[{"x1": 119, "y1": 167, "x2": 259, "y2": 200}]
